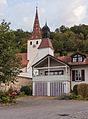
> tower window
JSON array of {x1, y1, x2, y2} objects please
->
[
  {"x1": 30, "y1": 41, "x2": 32, "y2": 45},
  {"x1": 36, "y1": 41, "x2": 38, "y2": 44}
]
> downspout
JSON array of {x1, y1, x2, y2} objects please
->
[
  {"x1": 48, "y1": 56, "x2": 50, "y2": 76},
  {"x1": 70, "y1": 66, "x2": 72, "y2": 92}
]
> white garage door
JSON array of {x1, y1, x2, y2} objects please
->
[
  {"x1": 35, "y1": 82, "x2": 47, "y2": 96},
  {"x1": 50, "y1": 82, "x2": 65, "y2": 96}
]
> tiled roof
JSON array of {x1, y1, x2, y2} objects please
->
[
  {"x1": 17, "y1": 53, "x2": 28, "y2": 68},
  {"x1": 38, "y1": 38, "x2": 54, "y2": 49},
  {"x1": 31, "y1": 7, "x2": 42, "y2": 40},
  {"x1": 57, "y1": 53, "x2": 88, "y2": 66}
]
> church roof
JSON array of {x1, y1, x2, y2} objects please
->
[
  {"x1": 31, "y1": 7, "x2": 42, "y2": 40},
  {"x1": 17, "y1": 53, "x2": 28, "y2": 68},
  {"x1": 38, "y1": 38, "x2": 54, "y2": 49},
  {"x1": 42, "y1": 22, "x2": 50, "y2": 38}
]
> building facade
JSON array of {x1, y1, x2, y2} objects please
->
[{"x1": 19, "y1": 7, "x2": 88, "y2": 96}]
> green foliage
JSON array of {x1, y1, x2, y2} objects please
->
[
  {"x1": 59, "y1": 93, "x2": 84, "y2": 100},
  {"x1": 73, "y1": 83, "x2": 88, "y2": 99},
  {"x1": 59, "y1": 93, "x2": 77, "y2": 100},
  {"x1": 50, "y1": 24, "x2": 88, "y2": 54},
  {"x1": 73, "y1": 84, "x2": 78, "y2": 95},
  {"x1": 1, "y1": 95, "x2": 10, "y2": 104},
  {"x1": 77, "y1": 83, "x2": 88, "y2": 98},
  {"x1": 59, "y1": 25, "x2": 69, "y2": 33},
  {"x1": 0, "y1": 20, "x2": 20, "y2": 85},
  {"x1": 0, "y1": 89, "x2": 17, "y2": 104},
  {"x1": 20, "y1": 85, "x2": 32, "y2": 96},
  {"x1": 70, "y1": 24, "x2": 88, "y2": 40},
  {"x1": 14, "y1": 29, "x2": 31, "y2": 53},
  {"x1": 18, "y1": 91, "x2": 26, "y2": 97},
  {"x1": 0, "y1": 91, "x2": 10, "y2": 103}
]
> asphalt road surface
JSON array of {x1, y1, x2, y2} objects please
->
[{"x1": 0, "y1": 97, "x2": 88, "y2": 119}]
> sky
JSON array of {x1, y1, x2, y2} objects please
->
[{"x1": 0, "y1": 0, "x2": 88, "y2": 31}]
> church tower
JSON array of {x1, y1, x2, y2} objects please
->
[
  {"x1": 27, "y1": 7, "x2": 42, "y2": 66},
  {"x1": 32, "y1": 22, "x2": 54, "y2": 65},
  {"x1": 27, "y1": 7, "x2": 54, "y2": 78}
]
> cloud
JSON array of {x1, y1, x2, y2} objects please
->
[
  {"x1": 56, "y1": 0, "x2": 88, "y2": 27},
  {"x1": 0, "y1": 0, "x2": 7, "y2": 17},
  {"x1": 2, "y1": 0, "x2": 88, "y2": 31},
  {"x1": 23, "y1": 17, "x2": 33, "y2": 31},
  {"x1": 0, "y1": 0, "x2": 7, "y2": 6},
  {"x1": 73, "y1": 5, "x2": 87, "y2": 18}
]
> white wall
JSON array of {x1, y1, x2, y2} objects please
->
[
  {"x1": 33, "y1": 75, "x2": 70, "y2": 82},
  {"x1": 27, "y1": 39, "x2": 42, "y2": 64},
  {"x1": 71, "y1": 66, "x2": 88, "y2": 89},
  {"x1": 33, "y1": 48, "x2": 54, "y2": 65}
]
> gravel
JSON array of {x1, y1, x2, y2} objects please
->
[{"x1": 0, "y1": 97, "x2": 88, "y2": 119}]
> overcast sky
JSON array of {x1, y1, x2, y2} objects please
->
[{"x1": 0, "y1": 0, "x2": 88, "y2": 31}]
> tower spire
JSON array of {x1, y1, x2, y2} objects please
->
[{"x1": 31, "y1": 6, "x2": 42, "y2": 40}]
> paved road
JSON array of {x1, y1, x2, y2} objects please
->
[{"x1": 0, "y1": 97, "x2": 88, "y2": 119}]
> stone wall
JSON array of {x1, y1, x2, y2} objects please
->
[{"x1": 0, "y1": 77, "x2": 32, "y2": 91}]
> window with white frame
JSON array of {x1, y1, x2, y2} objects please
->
[
  {"x1": 72, "y1": 54, "x2": 84, "y2": 62},
  {"x1": 45, "y1": 70, "x2": 64, "y2": 76},
  {"x1": 72, "y1": 70, "x2": 85, "y2": 81}
]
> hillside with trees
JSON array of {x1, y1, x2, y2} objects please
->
[
  {"x1": 50, "y1": 24, "x2": 88, "y2": 55},
  {"x1": 3, "y1": 24, "x2": 88, "y2": 55}
]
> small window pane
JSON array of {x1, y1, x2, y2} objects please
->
[
  {"x1": 36, "y1": 41, "x2": 38, "y2": 44},
  {"x1": 73, "y1": 57, "x2": 77, "y2": 62},
  {"x1": 30, "y1": 41, "x2": 32, "y2": 45},
  {"x1": 78, "y1": 55, "x2": 83, "y2": 62},
  {"x1": 72, "y1": 70, "x2": 85, "y2": 82}
]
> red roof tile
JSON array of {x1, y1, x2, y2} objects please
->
[
  {"x1": 31, "y1": 7, "x2": 42, "y2": 40},
  {"x1": 38, "y1": 38, "x2": 54, "y2": 49},
  {"x1": 17, "y1": 53, "x2": 28, "y2": 68},
  {"x1": 57, "y1": 53, "x2": 88, "y2": 66}
]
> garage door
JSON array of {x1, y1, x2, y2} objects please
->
[
  {"x1": 50, "y1": 82, "x2": 65, "y2": 96},
  {"x1": 35, "y1": 82, "x2": 47, "y2": 96}
]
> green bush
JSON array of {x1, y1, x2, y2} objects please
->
[
  {"x1": 18, "y1": 91, "x2": 26, "y2": 97},
  {"x1": 73, "y1": 83, "x2": 88, "y2": 99},
  {"x1": 1, "y1": 96, "x2": 10, "y2": 104},
  {"x1": 0, "y1": 91, "x2": 5, "y2": 99},
  {"x1": 73, "y1": 84, "x2": 78, "y2": 95},
  {"x1": 59, "y1": 93, "x2": 77, "y2": 100},
  {"x1": 0, "y1": 91, "x2": 10, "y2": 103},
  {"x1": 7, "y1": 86, "x2": 17, "y2": 103},
  {"x1": 77, "y1": 83, "x2": 88, "y2": 98},
  {"x1": 20, "y1": 85, "x2": 32, "y2": 96}
]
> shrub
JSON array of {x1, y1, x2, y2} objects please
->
[
  {"x1": 0, "y1": 91, "x2": 10, "y2": 103},
  {"x1": 7, "y1": 86, "x2": 17, "y2": 103},
  {"x1": 1, "y1": 96, "x2": 10, "y2": 104},
  {"x1": 73, "y1": 84, "x2": 78, "y2": 95},
  {"x1": 77, "y1": 83, "x2": 88, "y2": 98},
  {"x1": 59, "y1": 93, "x2": 77, "y2": 100},
  {"x1": 18, "y1": 91, "x2": 26, "y2": 97},
  {"x1": 0, "y1": 91, "x2": 5, "y2": 99},
  {"x1": 20, "y1": 85, "x2": 32, "y2": 96}
]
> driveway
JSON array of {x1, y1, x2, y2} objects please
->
[{"x1": 0, "y1": 96, "x2": 88, "y2": 119}]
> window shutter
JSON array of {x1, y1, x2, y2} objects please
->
[
  {"x1": 72, "y1": 70, "x2": 75, "y2": 81},
  {"x1": 81, "y1": 70, "x2": 85, "y2": 81}
]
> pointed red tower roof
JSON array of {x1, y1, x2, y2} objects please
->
[
  {"x1": 31, "y1": 7, "x2": 42, "y2": 40},
  {"x1": 38, "y1": 38, "x2": 54, "y2": 50}
]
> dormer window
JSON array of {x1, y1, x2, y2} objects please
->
[{"x1": 72, "y1": 54, "x2": 83, "y2": 62}]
